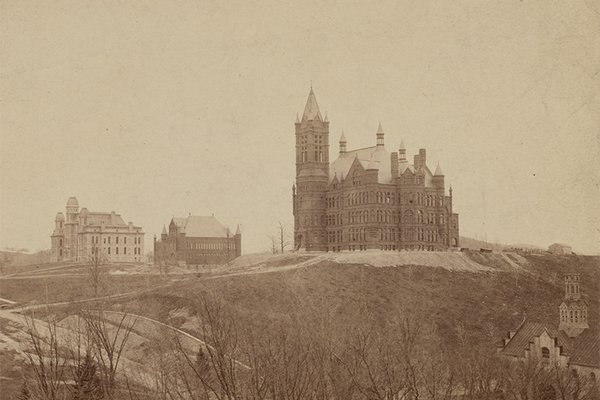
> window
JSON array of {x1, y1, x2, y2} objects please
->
[{"x1": 541, "y1": 347, "x2": 550, "y2": 358}]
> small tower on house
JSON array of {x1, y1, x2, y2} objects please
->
[{"x1": 558, "y1": 273, "x2": 588, "y2": 338}]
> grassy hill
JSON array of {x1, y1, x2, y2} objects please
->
[
  {"x1": 3, "y1": 250, "x2": 598, "y2": 398},
  {"x1": 96, "y1": 251, "x2": 599, "y2": 351}
]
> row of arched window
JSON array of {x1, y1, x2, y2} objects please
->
[
  {"x1": 403, "y1": 210, "x2": 447, "y2": 225},
  {"x1": 560, "y1": 308, "x2": 587, "y2": 323},
  {"x1": 401, "y1": 229, "x2": 447, "y2": 244},
  {"x1": 325, "y1": 191, "x2": 446, "y2": 208}
]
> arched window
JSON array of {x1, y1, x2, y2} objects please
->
[
  {"x1": 541, "y1": 347, "x2": 550, "y2": 358},
  {"x1": 404, "y1": 210, "x2": 413, "y2": 224}
]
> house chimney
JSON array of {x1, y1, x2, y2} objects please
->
[{"x1": 391, "y1": 152, "x2": 399, "y2": 178}]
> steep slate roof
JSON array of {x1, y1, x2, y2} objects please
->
[
  {"x1": 171, "y1": 216, "x2": 231, "y2": 238},
  {"x1": 86, "y1": 212, "x2": 127, "y2": 227},
  {"x1": 329, "y1": 146, "x2": 392, "y2": 184},
  {"x1": 501, "y1": 321, "x2": 572, "y2": 357},
  {"x1": 570, "y1": 328, "x2": 600, "y2": 368},
  {"x1": 302, "y1": 88, "x2": 322, "y2": 121}
]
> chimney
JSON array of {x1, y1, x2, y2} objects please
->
[
  {"x1": 414, "y1": 149, "x2": 426, "y2": 170},
  {"x1": 391, "y1": 152, "x2": 398, "y2": 178}
]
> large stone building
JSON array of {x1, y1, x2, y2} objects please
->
[
  {"x1": 292, "y1": 88, "x2": 459, "y2": 252},
  {"x1": 500, "y1": 274, "x2": 599, "y2": 395},
  {"x1": 153, "y1": 215, "x2": 241, "y2": 266},
  {"x1": 50, "y1": 197, "x2": 145, "y2": 263}
]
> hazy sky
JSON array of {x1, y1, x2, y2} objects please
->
[{"x1": 1, "y1": 0, "x2": 599, "y2": 254}]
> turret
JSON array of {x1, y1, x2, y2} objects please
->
[
  {"x1": 66, "y1": 196, "x2": 79, "y2": 222},
  {"x1": 432, "y1": 163, "x2": 445, "y2": 189},
  {"x1": 339, "y1": 131, "x2": 347, "y2": 154},
  {"x1": 161, "y1": 225, "x2": 167, "y2": 240},
  {"x1": 376, "y1": 122, "x2": 385, "y2": 148},
  {"x1": 399, "y1": 139, "x2": 406, "y2": 161},
  {"x1": 54, "y1": 212, "x2": 65, "y2": 230},
  {"x1": 559, "y1": 273, "x2": 588, "y2": 337}
]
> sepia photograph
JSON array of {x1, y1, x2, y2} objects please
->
[{"x1": 1, "y1": 0, "x2": 599, "y2": 399}]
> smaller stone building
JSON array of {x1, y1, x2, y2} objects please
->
[
  {"x1": 499, "y1": 273, "x2": 598, "y2": 396},
  {"x1": 154, "y1": 215, "x2": 241, "y2": 266}
]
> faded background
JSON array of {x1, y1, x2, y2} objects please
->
[{"x1": 1, "y1": 0, "x2": 599, "y2": 254}]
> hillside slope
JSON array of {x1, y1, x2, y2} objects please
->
[{"x1": 102, "y1": 251, "x2": 599, "y2": 350}]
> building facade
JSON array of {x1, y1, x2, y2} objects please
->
[
  {"x1": 154, "y1": 215, "x2": 241, "y2": 266},
  {"x1": 292, "y1": 88, "x2": 459, "y2": 252},
  {"x1": 50, "y1": 197, "x2": 145, "y2": 263}
]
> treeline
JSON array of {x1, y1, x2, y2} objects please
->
[{"x1": 18, "y1": 293, "x2": 599, "y2": 400}]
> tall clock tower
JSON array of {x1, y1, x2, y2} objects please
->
[{"x1": 292, "y1": 88, "x2": 329, "y2": 251}]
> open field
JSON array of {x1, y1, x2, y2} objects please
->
[{"x1": 0, "y1": 251, "x2": 598, "y2": 398}]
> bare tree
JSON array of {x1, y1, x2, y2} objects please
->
[
  {"x1": 82, "y1": 310, "x2": 137, "y2": 398},
  {"x1": 23, "y1": 316, "x2": 67, "y2": 400},
  {"x1": 268, "y1": 235, "x2": 278, "y2": 254},
  {"x1": 88, "y1": 248, "x2": 108, "y2": 297},
  {"x1": 277, "y1": 221, "x2": 291, "y2": 254}
]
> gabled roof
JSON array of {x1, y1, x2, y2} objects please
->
[
  {"x1": 170, "y1": 216, "x2": 231, "y2": 238},
  {"x1": 501, "y1": 321, "x2": 572, "y2": 357},
  {"x1": 302, "y1": 88, "x2": 322, "y2": 121},
  {"x1": 570, "y1": 328, "x2": 600, "y2": 367}
]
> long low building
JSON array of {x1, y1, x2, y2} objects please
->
[
  {"x1": 153, "y1": 215, "x2": 241, "y2": 266},
  {"x1": 50, "y1": 197, "x2": 145, "y2": 263}
]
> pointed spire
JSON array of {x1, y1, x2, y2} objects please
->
[
  {"x1": 295, "y1": 113, "x2": 300, "y2": 123},
  {"x1": 339, "y1": 131, "x2": 347, "y2": 154},
  {"x1": 399, "y1": 139, "x2": 405, "y2": 151},
  {"x1": 161, "y1": 225, "x2": 167, "y2": 235},
  {"x1": 302, "y1": 87, "x2": 322, "y2": 121},
  {"x1": 324, "y1": 112, "x2": 329, "y2": 123},
  {"x1": 236, "y1": 224, "x2": 241, "y2": 235},
  {"x1": 434, "y1": 162, "x2": 444, "y2": 176},
  {"x1": 376, "y1": 122, "x2": 384, "y2": 147}
]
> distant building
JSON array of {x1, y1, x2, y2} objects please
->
[
  {"x1": 153, "y1": 215, "x2": 241, "y2": 266},
  {"x1": 499, "y1": 274, "x2": 598, "y2": 389},
  {"x1": 50, "y1": 197, "x2": 144, "y2": 263},
  {"x1": 549, "y1": 243, "x2": 573, "y2": 255},
  {"x1": 292, "y1": 88, "x2": 459, "y2": 252}
]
